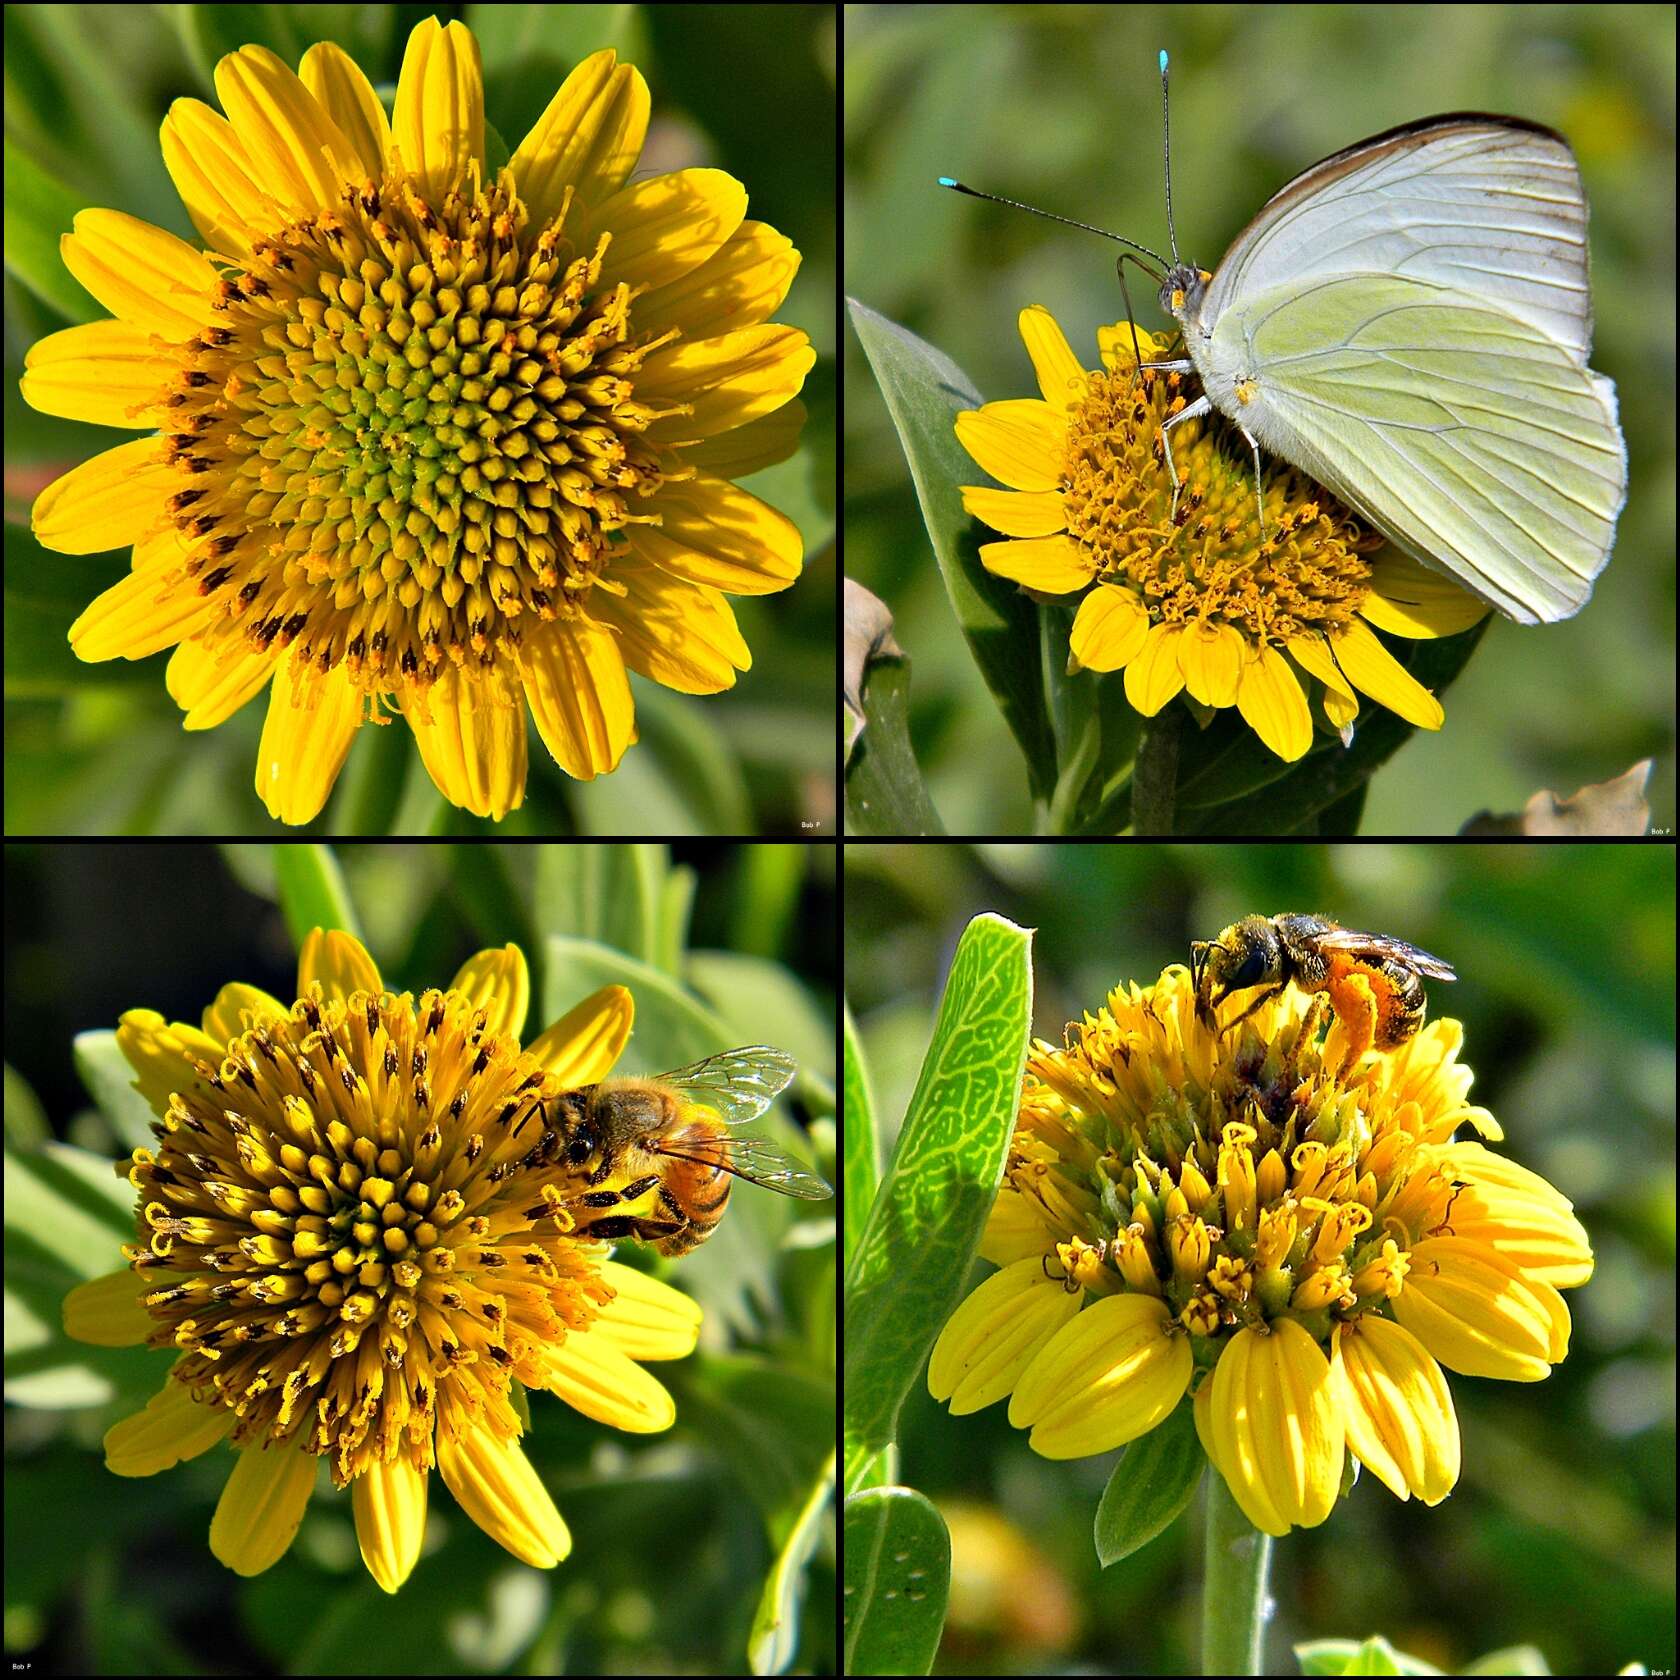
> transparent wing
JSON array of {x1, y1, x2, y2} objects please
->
[
  {"x1": 657, "y1": 1045, "x2": 797, "y2": 1123},
  {"x1": 657, "y1": 1130, "x2": 833, "y2": 1199},
  {"x1": 1311, "y1": 927, "x2": 1457, "y2": 981}
]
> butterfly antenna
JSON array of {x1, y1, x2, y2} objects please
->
[
  {"x1": 1159, "y1": 50, "x2": 1181, "y2": 266},
  {"x1": 935, "y1": 178, "x2": 1165, "y2": 268}
]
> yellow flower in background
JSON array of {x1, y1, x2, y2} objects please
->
[
  {"x1": 928, "y1": 952, "x2": 1591, "y2": 1535},
  {"x1": 62, "y1": 929, "x2": 702, "y2": 1589},
  {"x1": 955, "y1": 306, "x2": 1487, "y2": 762},
  {"x1": 23, "y1": 17, "x2": 813, "y2": 821}
]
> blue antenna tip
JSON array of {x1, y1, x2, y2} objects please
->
[
  {"x1": 1159, "y1": 49, "x2": 1169, "y2": 72},
  {"x1": 937, "y1": 176, "x2": 957, "y2": 188}
]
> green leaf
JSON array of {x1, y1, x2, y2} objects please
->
[
  {"x1": 174, "y1": 5, "x2": 318, "y2": 88},
  {"x1": 845, "y1": 655, "x2": 944, "y2": 835},
  {"x1": 1074, "y1": 621, "x2": 1490, "y2": 834},
  {"x1": 748, "y1": 1447, "x2": 835, "y2": 1677},
  {"x1": 841, "y1": 1002, "x2": 879, "y2": 1279},
  {"x1": 3, "y1": 141, "x2": 95, "y2": 321},
  {"x1": 535, "y1": 843, "x2": 668, "y2": 965},
  {"x1": 1176, "y1": 623, "x2": 1490, "y2": 835},
  {"x1": 842, "y1": 913, "x2": 1032, "y2": 1492},
  {"x1": 1093, "y1": 1399, "x2": 1204, "y2": 1565},
  {"x1": 685, "y1": 949, "x2": 835, "y2": 1087},
  {"x1": 273, "y1": 845, "x2": 360, "y2": 947},
  {"x1": 842, "y1": 1487, "x2": 950, "y2": 1677},
  {"x1": 471, "y1": 3, "x2": 648, "y2": 153},
  {"x1": 848, "y1": 299, "x2": 1057, "y2": 802}
]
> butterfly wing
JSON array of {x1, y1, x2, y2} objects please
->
[{"x1": 1184, "y1": 118, "x2": 1625, "y2": 624}]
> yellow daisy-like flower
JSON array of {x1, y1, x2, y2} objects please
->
[
  {"x1": 22, "y1": 18, "x2": 813, "y2": 821},
  {"x1": 928, "y1": 945, "x2": 1591, "y2": 1535},
  {"x1": 955, "y1": 306, "x2": 1488, "y2": 762},
  {"x1": 62, "y1": 927, "x2": 704, "y2": 1590}
]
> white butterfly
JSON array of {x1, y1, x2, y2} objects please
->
[{"x1": 1157, "y1": 115, "x2": 1626, "y2": 624}]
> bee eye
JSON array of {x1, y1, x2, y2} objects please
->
[
  {"x1": 567, "y1": 1125, "x2": 596, "y2": 1165},
  {"x1": 1228, "y1": 949, "x2": 1268, "y2": 988}
]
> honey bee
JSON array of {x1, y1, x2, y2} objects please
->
[
  {"x1": 1190, "y1": 913, "x2": 1456, "y2": 1055},
  {"x1": 519, "y1": 1046, "x2": 831, "y2": 1254}
]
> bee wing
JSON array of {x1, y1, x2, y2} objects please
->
[
  {"x1": 659, "y1": 1131, "x2": 833, "y2": 1199},
  {"x1": 1310, "y1": 928, "x2": 1457, "y2": 981},
  {"x1": 658, "y1": 1046, "x2": 797, "y2": 1123}
]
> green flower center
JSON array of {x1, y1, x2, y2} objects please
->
[{"x1": 166, "y1": 168, "x2": 680, "y2": 697}]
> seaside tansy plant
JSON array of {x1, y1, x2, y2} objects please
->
[
  {"x1": 22, "y1": 17, "x2": 814, "y2": 821},
  {"x1": 955, "y1": 308, "x2": 1486, "y2": 764},
  {"x1": 927, "y1": 954, "x2": 1593, "y2": 1536},
  {"x1": 62, "y1": 928, "x2": 705, "y2": 1588}
]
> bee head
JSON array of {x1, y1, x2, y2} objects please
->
[{"x1": 1194, "y1": 915, "x2": 1282, "y2": 1021}]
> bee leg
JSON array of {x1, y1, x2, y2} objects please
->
[
  {"x1": 577, "y1": 1176, "x2": 662, "y2": 1210},
  {"x1": 580, "y1": 1213, "x2": 686, "y2": 1244},
  {"x1": 1325, "y1": 965, "x2": 1382, "y2": 1069},
  {"x1": 1210, "y1": 980, "x2": 1288, "y2": 1041}
]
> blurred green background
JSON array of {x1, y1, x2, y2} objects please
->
[
  {"x1": 845, "y1": 840, "x2": 1675, "y2": 1675},
  {"x1": 4, "y1": 3, "x2": 836, "y2": 835},
  {"x1": 845, "y1": 3, "x2": 1675, "y2": 834},
  {"x1": 5, "y1": 841, "x2": 835, "y2": 1674}
]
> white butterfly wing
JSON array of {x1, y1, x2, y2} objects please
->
[{"x1": 1183, "y1": 118, "x2": 1626, "y2": 624}]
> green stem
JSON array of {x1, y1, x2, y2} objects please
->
[
  {"x1": 1130, "y1": 706, "x2": 1181, "y2": 834},
  {"x1": 1200, "y1": 1471, "x2": 1272, "y2": 1675}
]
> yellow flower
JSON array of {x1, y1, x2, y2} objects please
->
[
  {"x1": 955, "y1": 306, "x2": 1488, "y2": 762},
  {"x1": 928, "y1": 957, "x2": 1591, "y2": 1535},
  {"x1": 62, "y1": 928, "x2": 703, "y2": 1589},
  {"x1": 23, "y1": 18, "x2": 813, "y2": 821}
]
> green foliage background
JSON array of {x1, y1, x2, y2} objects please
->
[
  {"x1": 844, "y1": 3, "x2": 1675, "y2": 834},
  {"x1": 5, "y1": 841, "x2": 836, "y2": 1674},
  {"x1": 4, "y1": 3, "x2": 837, "y2": 836},
  {"x1": 844, "y1": 840, "x2": 1674, "y2": 1675}
]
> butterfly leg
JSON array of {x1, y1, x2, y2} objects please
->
[{"x1": 1158, "y1": 391, "x2": 1211, "y2": 523}]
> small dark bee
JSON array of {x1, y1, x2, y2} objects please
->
[{"x1": 1191, "y1": 913, "x2": 1456, "y2": 1055}]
